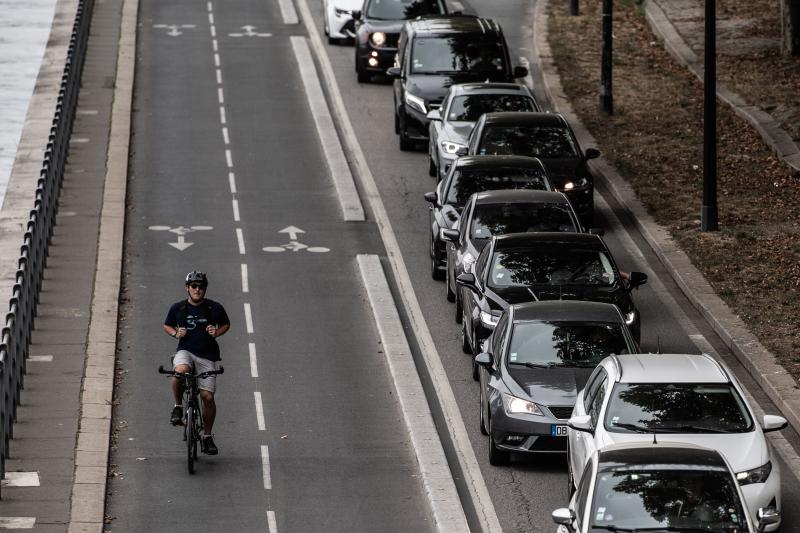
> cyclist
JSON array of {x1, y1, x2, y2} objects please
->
[{"x1": 163, "y1": 271, "x2": 230, "y2": 455}]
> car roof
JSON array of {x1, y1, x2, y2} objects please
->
[
  {"x1": 453, "y1": 155, "x2": 546, "y2": 169},
  {"x1": 407, "y1": 15, "x2": 502, "y2": 36},
  {"x1": 473, "y1": 190, "x2": 567, "y2": 204},
  {"x1": 612, "y1": 353, "x2": 728, "y2": 384},
  {"x1": 493, "y1": 232, "x2": 603, "y2": 250},
  {"x1": 510, "y1": 300, "x2": 624, "y2": 323},
  {"x1": 450, "y1": 83, "x2": 531, "y2": 96},
  {"x1": 482, "y1": 111, "x2": 567, "y2": 127},
  {"x1": 598, "y1": 442, "x2": 728, "y2": 470}
]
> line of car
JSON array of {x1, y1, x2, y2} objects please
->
[{"x1": 321, "y1": 1, "x2": 788, "y2": 531}]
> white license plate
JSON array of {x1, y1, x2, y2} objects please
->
[{"x1": 550, "y1": 424, "x2": 568, "y2": 437}]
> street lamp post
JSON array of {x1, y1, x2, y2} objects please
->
[
  {"x1": 599, "y1": 0, "x2": 613, "y2": 114},
  {"x1": 569, "y1": 0, "x2": 579, "y2": 16},
  {"x1": 702, "y1": 0, "x2": 719, "y2": 231}
]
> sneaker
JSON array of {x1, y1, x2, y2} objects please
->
[
  {"x1": 202, "y1": 435, "x2": 218, "y2": 455},
  {"x1": 170, "y1": 405, "x2": 183, "y2": 426}
]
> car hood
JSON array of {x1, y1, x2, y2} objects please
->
[
  {"x1": 506, "y1": 366, "x2": 594, "y2": 408},
  {"x1": 408, "y1": 73, "x2": 508, "y2": 102},
  {"x1": 599, "y1": 430, "x2": 768, "y2": 472},
  {"x1": 362, "y1": 19, "x2": 403, "y2": 34},
  {"x1": 441, "y1": 121, "x2": 475, "y2": 145},
  {"x1": 489, "y1": 284, "x2": 628, "y2": 309},
  {"x1": 538, "y1": 158, "x2": 586, "y2": 184}
]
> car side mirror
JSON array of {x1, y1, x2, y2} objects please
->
[
  {"x1": 386, "y1": 66, "x2": 401, "y2": 78},
  {"x1": 567, "y1": 414, "x2": 593, "y2": 433},
  {"x1": 757, "y1": 507, "x2": 780, "y2": 533},
  {"x1": 455, "y1": 146, "x2": 468, "y2": 157},
  {"x1": 351, "y1": 9, "x2": 362, "y2": 20},
  {"x1": 762, "y1": 415, "x2": 788, "y2": 433},
  {"x1": 441, "y1": 229, "x2": 459, "y2": 243},
  {"x1": 588, "y1": 227, "x2": 605, "y2": 236},
  {"x1": 584, "y1": 148, "x2": 601, "y2": 160},
  {"x1": 551, "y1": 508, "x2": 576, "y2": 526},
  {"x1": 456, "y1": 272, "x2": 478, "y2": 293},
  {"x1": 513, "y1": 65, "x2": 529, "y2": 79},
  {"x1": 474, "y1": 352, "x2": 493, "y2": 370},
  {"x1": 628, "y1": 271, "x2": 647, "y2": 288},
  {"x1": 423, "y1": 191, "x2": 437, "y2": 205},
  {"x1": 426, "y1": 109, "x2": 442, "y2": 121}
]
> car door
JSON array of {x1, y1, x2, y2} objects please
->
[{"x1": 570, "y1": 366, "x2": 607, "y2": 484}]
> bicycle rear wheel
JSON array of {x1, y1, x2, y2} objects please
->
[{"x1": 186, "y1": 405, "x2": 196, "y2": 474}]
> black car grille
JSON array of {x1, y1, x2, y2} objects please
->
[
  {"x1": 548, "y1": 406, "x2": 574, "y2": 420},
  {"x1": 529, "y1": 436, "x2": 567, "y2": 452},
  {"x1": 384, "y1": 33, "x2": 399, "y2": 48}
]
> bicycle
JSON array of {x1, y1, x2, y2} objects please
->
[{"x1": 158, "y1": 365, "x2": 224, "y2": 474}]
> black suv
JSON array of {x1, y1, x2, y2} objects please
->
[
  {"x1": 353, "y1": 0, "x2": 448, "y2": 83},
  {"x1": 388, "y1": 15, "x2": 528, "y2": 151}
]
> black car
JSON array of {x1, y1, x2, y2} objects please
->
[
  {"x1": 423, "y1": 155, "x2": 553, "y2": 281},
  {"x1": 387, "y1": 15, "x2": 528, "y2": 150},
  {"x1": 441, "y1": 189, "x2": 581, "y2": 326},
  {"x1": 353, "y1": 0, "x2": 448, "y2": 83},
  {"x1": 456, "y1": 232, "x2": 647, "y2": 355},
  {"x1": 475, "y1": 301, "x2": 639, "y2": 465},
  {"x1": 465, "y1": 112, "x2": 600, "y2": 225}
]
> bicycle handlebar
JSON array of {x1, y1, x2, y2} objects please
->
[{"x1": 158, "y1": 365, "x2": 225, "y2": 378}]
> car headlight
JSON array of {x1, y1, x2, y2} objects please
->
[
  {"x1": 370, "y1": 31, "x2": 386, "y2": 47},
  {"x1": 480, "y1": 310, "x2": 500, "y2": 328},
  {"x1": 404, "y1": 92, "x2": 427, "y2": 114},
  {"x1": 502, "y1": 393, "x2": 544, "y2": 416},
  {"x1": 562, "y1": 177, "x2": 589, "y2": 191},
  {"x1": 737, "y1": 461, "x2": 772, "y2": 485},
  {"x1": 462, "y1": 252, "x2": 476, "y2": 273},
  {"x1": 624, "y1": 311, "x2": 636, "y2": 326},
  {"x1": 441, "y1": 141, "x2": 466, "y2": 155},
  {"x1": 334, "y1": 7, "x2": 351, "y2": 16}
]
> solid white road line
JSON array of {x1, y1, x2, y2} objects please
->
[
  {"x1": 289, "y1": 36, "x2": 365, "y2": 222},
  {"x1": 241, "y1": 263, "x2": 249, "y2": 293},
  {"x1": 261, "y1": 445, "x2": 271, "y2": 489},
  {"x1": 293, "y1": 0, "x2": 501, "y2": 528},
  {"x1": 247, "y1": 342, "x2": 258, "y2": 378},
  {"x1": 358, "y1": 255, "x2": 469, "y2": 533},
  {"x1": 28, "y1": 355, "x2": 53, "y2": 362},
  {"x1": 225, "y1": 149, "x2": 233, "y2": 168},
  {"x1": 232, "y1": 199, "x2": 240, "y2": 221},
  {"x1": 244, "y1": 303, "x2": 254, "y2": 334},
  {"x1": 278, "y1": 0, "x2": 299, "y2": 24},
  {"x1": 1, "y1": 472, "x2": 39, "y2": 487},
  {"x1": 0, "y1": 518, "x2": 35, "y2": 529},
  {"x1": 228, "y1": 172, "x2": 237, "y2": 193},
  {"x1": 249, "y1": 342, "x2": 259, "y2": 378},
  {"x1": 254, "y1": 391, "x2": 266, "y2": 431},
  {"x1": 236, "y1": 228, "x2": 246, "y2": 254},
  {"x1": 267, "y1": 511, "x2": 277, "y2": 533},
  {"x1": 219, "y1": 106, "x2": 226, "y2": 125}
]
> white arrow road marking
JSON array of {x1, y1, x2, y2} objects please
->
[
  {"x1": 153, "y1": 24, "x2": 196, "y2": 36},
  {"x1": 264, "y1": 227, "x2": 330, "y2": 253},
  {"x1": 279, "y1": 225, "x2": 304, "y2": 240},
  {"x1": 149, "y1": 225, "x2": 213, "y2": 250},
  {"x1": 168, "y1": 235, "x2": 193, "y2": 251},
  {"x1": 229, "y1": 25, "x2": 272, "y2": 37}
]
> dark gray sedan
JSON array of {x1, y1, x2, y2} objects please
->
[{"x1": 475, "y1": 300, "x2": 639, "y2": 466}]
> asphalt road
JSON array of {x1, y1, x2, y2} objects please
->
[{"x1": 105, "y1": 0, "x2": 800, "y2": 531}]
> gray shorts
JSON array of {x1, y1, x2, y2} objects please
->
[{"x1": 172, "y1": 350, "x2": 218, "y2": 393}]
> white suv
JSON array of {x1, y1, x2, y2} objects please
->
[{"x1": 567, "y1": 353, "x2": 787, "y2": 532}]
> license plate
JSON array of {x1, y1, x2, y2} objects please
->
[{"x1": 551, "y1": 424, "x2": 568, "y2": 437}]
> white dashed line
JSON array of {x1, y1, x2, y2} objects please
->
[
  {"x1": 278, "y1": 0, "x2": 299, "y2": 24},
  {"x1": 228, "y1": 172, "x2": 237, "y2": 193},
  {"x1": 28, "y1": 355, "x2": 53, "y2": 362},
  {"x1": 0, "y1": 518, "x2": 36, "y2": 529},
  {"x1": 207, "y1": 1, "x2": 212, "y2": 11},
  {"x1": 214, "y1": 53, "x2": 220, "y2": 67},
  {"x1": 261, "y1": 445, "x2": 271, "y2": 489},
  {"x1": 72, "y1": 138, "x2": 90, "y2": 143},
  {"x1": 210, "y1": 25, "x2": 216, "y2": 37},
  {"x1": 222, "y1": 127, "x2": 230, "y2": 145},
  {"x1": 219, "y1": 106, "x2": 226, "y2": 124},
  {"x1": 232, "y1": 199, "x2": 240, "y2": 221},
  {"x1": 216, "y1": 69, "x2": 222, "y2": 84},
  {"x1": 244, "y1": 302, "x2": 254, "y2": 333},
  {"x1": 212, "y1": 39, "x2": 218, "y2": 52},
  {"x1": 241, "y1": 263, "x2": 249, "y2": 293},
  {"x1": 218, "y1": 87, "x2": 225, "y2": 104},
  {"x1": 236, "y1": 228, "x2": 246, "y2": 254},
  {"x1": 254, "y1": 391, "x2": 266, "y2": 431},
  {"x1": 76, "y1": 109, "x2": 98, "y2": 115},
  {"x1": 267, "y1": 511, "x2": 277, "y2": 533},
  {"x1": 225, "y1": 149, "x2": 233, "y2": 168},
  {"x1": 249, "y1": 342, "x2": 259, "y2": 378},
  {"x1": 208, "y1": 13, "x2": 214, "y2": 24},
  {"x1": 1, "y1": 472, "x2": 40, "y2": 487}
]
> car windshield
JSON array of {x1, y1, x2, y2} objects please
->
[
  {"x1": 470, "y1": 203, "x2": 576, "y2": 241},
  {"x1": 411, "y1": 38, "x2": 506, "y2": 74},
  {"x1": 446, "y1": 168, "x2": 550, "y2": 208},
  {"x1": 448, "y1": 94, "x2": 536, "y2": 121},
  {"x1": 590, "y1": 468, "x2": 749, "y2": 533},
  {"x1": 488, "y1": 247, "x2": 617, "y2": 288},
  {"x1": 507, "y1": 321, "x2": 629, "y2": 367},
  {"x1": 366, "y1": 0, "x2": 444, "y2": 20},
  {"x1": 478, "y1": 125, "x2": 579, "y2": 158},
  {"x1": 604, "y1": 383, "x2": 754, "y2": 434}
]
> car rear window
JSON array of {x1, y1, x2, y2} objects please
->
[
  {"x1": 470, "y1": 202, "x2": 576, "y2": 241},
  {"x1": 479, "y1": 125, "x2": 578, "y2": 158},
  {"x1": 366, "y1": 0, "x2": 445, "y2": 20},
  {"x1": 448, "y1": 94, "x2": 537, "y2": 121},
  {"x1": 488, "y1": 248, "x2": 617, "y2": 288},
  {"x1": 446, "y1": 167, "x2": 551, "y2": 208},
  {"x1": 411, "y1": 37, "x2": 506, "y2": 74}
]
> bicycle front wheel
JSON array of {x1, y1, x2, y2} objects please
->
[{"x1": 186, "y1": 405, "x2": 196, "y2": 474}]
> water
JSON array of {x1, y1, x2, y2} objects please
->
[{"x1": 0, "y1": 0, "x2": 58, "y2": 205}]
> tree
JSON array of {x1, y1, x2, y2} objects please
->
[{"x1": 781, "y1": 0, "x2": 800, "y2": 56}]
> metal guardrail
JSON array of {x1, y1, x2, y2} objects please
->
[{"x1": 0, "y1": 0, "x2": 95, "y2": 494}]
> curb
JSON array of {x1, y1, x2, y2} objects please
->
[
  {"x1": 643, "y1": 0, "x2": 800, "y2": 173},
  {"x1": 66, "y1": 0, "x2": 136, "y2": 529},
  {"x1": 530, "y1": 0, "x2": 800, "y2": 434}
]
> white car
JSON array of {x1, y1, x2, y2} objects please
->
[
  {"x1": 323, "y1": 0, "x2": 362, "y2": 44},
  {"x1": 567, "y1": 353, "x2": 787, "y2": 532}
]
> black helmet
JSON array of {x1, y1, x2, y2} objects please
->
[{"x1": 185, "y1": 271, "x2": 208, "y2": 286}]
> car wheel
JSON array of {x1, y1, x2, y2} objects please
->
[
  {"x1": 488, "y1": 416, "x2": 510, "y2": 466},
  {"x1": 446, "y1": 267, "x2": 455, "y2": 302},
  {"x1": 394, "y1": 105, "x2": 400, "y2": 134},
  {"x1": 454, "y1": 290, "x2": 463, "y2": 323},
  {"x1": 461, "y1": 310, "x2": 472, "y2": 354},
  {"x1": 328, "y1": 35, "x2": 338, "y2": 45},
  {"x1": 399, "y1": 129, "x2": 414, "y2": 151},
  {"x1": 430, "y1": 237, "x2": 445, "y2": 281},
  {"x1": 472, "y1": 357, "x2": 479, "y2": 381},
  {"x1": 428, "y1": 156, "x2": 437, "y2": 177},
  {"x1": 479, "y1": 387, "x2": 488, "y2": 435}
]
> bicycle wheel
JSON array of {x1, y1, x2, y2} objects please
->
[{"x1": 186, "y1": 405, "x2": 196, "y2": 474}]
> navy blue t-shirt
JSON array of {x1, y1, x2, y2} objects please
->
[{"x1": 164, "y1": 298, "x2": 230, "y2": 362}]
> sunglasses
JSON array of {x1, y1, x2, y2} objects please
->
[{"x1": 188, "y1": 284, "x2": 206, "y2": 290}]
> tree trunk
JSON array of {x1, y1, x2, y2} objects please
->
[{"x1": 781, "y1": 0, "x2": 800, "y2": 56}]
